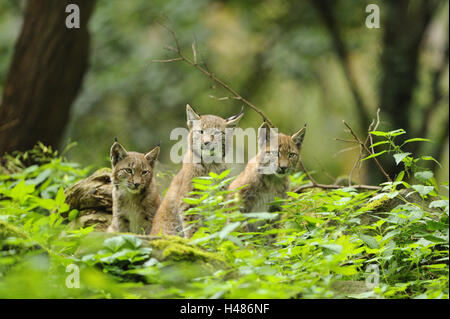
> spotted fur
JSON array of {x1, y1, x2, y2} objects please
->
[
  {"x1": 229, "y1": 122, "x2": 306, "y2": 232},
  {"x1": 151, "y1": 104, "x2": 243, "y2": 238},
  {"x1": 107, "y1": 142, "x2": 161, "y2": 234}
]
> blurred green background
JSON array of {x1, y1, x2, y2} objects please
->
[{"x1": 0, "y1": 0, "x2": 448, "y2": 187}]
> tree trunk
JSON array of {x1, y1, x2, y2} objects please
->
[
  {"x1": 0, "y1": 0, "x2": 95, "y2": 155},
  {"x1": 374, "y1": 0, "x2": 441, "y2": 182}
]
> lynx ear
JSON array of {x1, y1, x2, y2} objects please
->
[
  {"x1": 226, "y1": 106, "x2": 244, "y2": 128},
  {"x1": 186, "y1": 104, "x2": 201, "y2": 128},
  {"x1": 257, "y1": 122, "x2": 272, "y2": 147},
  {"x1": 291, "y1": 124, "x2": 307, "y2": 149},
  {"x1": 145, "y1": 145, "x2": 160, "y2": 168},
  {"x1": 110, "y1": 141, "x2": 128, "y2": 167}
]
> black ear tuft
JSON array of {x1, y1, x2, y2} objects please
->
[{"x1": 226, "y1": 106, "x2": 244, "y2": 127}]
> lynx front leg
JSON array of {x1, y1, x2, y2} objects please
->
[
  {"x1": 181, "y1": 204, "x2": 201, "y2": 238},
  {"x1": 107, "y1": 214, "x2": 129, "y2": 233}
]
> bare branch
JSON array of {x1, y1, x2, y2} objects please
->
[
  {"x1": 294, "y1": 182, "x2": 381, "y2": 193},
  {"x1": 151, "y1": 58, "x2": 183, "y2": 64},
  {"x1": 154, "y1": 23, "x2": 275, "y2": 127},
  {"x1": 299, "y1": 159, "x2": 317, "y2": 186},
  {"x1": 343, "y1": 120, "x2": 392, "y2": 182}
]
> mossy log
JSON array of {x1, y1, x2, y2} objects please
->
[
  {"x1": 75, "y1": 231, "x2": 226, "y2": 267},
  {"x1": 65, "y1": 168, "x2": 113, "y2": 231}
]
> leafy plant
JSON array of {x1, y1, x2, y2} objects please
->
[{"x1": 0, "y1": 134, "x2": 448, "y2": 299}]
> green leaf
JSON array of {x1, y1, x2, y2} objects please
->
[
  {"x1": 10, "y1": 180, "x2": 35, "y2": 203},
  {"x1": 286, "y1": 192, "x2": 300, "y2": 199},
  {"x1": 55, "y1": 186, "x2": 66, "y2": 206},
  {"x1": 103, "y1": 236, "x2": 127, "y2": 252},
  {"x1": 420, "y1": 156, "x2": 441, "y2": 167},
  {"x1": 217, "y1": 169, "x2": 230, "y2": 179},
  {"x1": 191, "y1": 178, "x2": 213, "y2": 185},
  {"x1": 334, "y1": 265, "x2": 358, "y2": 276},
  {"x1": 425, "y1": 220, "x2": 447, "y2": 231},
  {"x1": 321, "y1": 244, "x2": 342, "y2": 253},
  {"x1": 218, "y1": 222, "x2": 241, "y2": 239},
  {"x1": 371, "y1": 140, "x2": 390, "y2": 148},
  {"x1": 424, "y1": 264, "x2": 447, "y2": 269},
  {"x1": 244, "y1": 212, "x2": 278, "y2": 220},
  {"x1": 387, "y1": 129, "x2": 406, "y2": 137},
  {"x1": 303, "y1": 215, "x2": 325, "y2": 224},
  {"x1": 403, "y1": 138, "x2": 431, "y2": 144},
  {"x1": 393, "y1": 153, "x2": 411, "y2": 165},
  {"x1": 395, "y1": 171, "x2": 405, "y2": 182},
  {"x1": 360, "y1": 234, "x2": 380, "y2": 249},
  {"x1": 412, "y1": 185, "x2": 434, "y2": 197},
  {"x1": 414, "y1": 171, "x2": 434, "y2": 181},
  {"x1": 68, "y1": 209, "x2": 79, "y2": 221},
  {"x1": 361, "y1": 150, "x2": 387, "y2": 162},
  {"x1": 183, "y1": 197, "x2": 201, "y2": 205},
  {"x1": 429, "y1": 200, "x2": 448, "y2": 209},
  {"x1": 370, "y1": 131, "x2": 389, "y2": 137},
  {"x1": 122, "y1": 235, "x2": 143, "y2": 249},
  {"x1": 193, "y1": 183, "x2": 209, "y2": 191},
  {"x1": 209, "y1": 172, "x2": 219, "y2": 179},
  {"x1": 423, "y1": 235, "x2": 447, "y2": 243}
]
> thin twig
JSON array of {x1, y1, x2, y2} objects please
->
[
  {"x1": 299, "y1": 159, "x2": 317, "y2": 186},
  {"x1": 294, "y1": 182, "x2": 381, "y2": 193},
  {"x1": 343, "y1": 120, "x2": 392, "y2": 182},
  {"x1": 153, "y1": 23, "x2": 275, "y2": 127},
  {"x1": 150, "y1": 57, "x2": 183, "y2": 63}
]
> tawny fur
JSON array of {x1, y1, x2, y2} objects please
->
[
  {"x1": 229, "y1": 123, "x2": 306, "y2": 232},
  {"x1": 151, "y1": 104, "x2": 243, "y2": 238},
  {"x1": 107, "y1": 142, "x2": 161, "y2": 234}
]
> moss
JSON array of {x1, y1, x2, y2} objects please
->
[
  {"x1": 74, "y1": 232, "x2": 226, "y2": 268},
  {"x1": 362, "y1": 195, "x2": 390, "y2": 212},
  {"x1": 149, "y1": 235, "x2": 226, "y2": 266}
]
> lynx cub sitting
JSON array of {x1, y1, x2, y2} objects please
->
[
  {"x1": 151, "y1": 104, "x2": 243, "y2": 238},
  {"x1": 107, "y1": 141, "x2": 161, "y2": 234},
  {"x1": 229, "y1": 122, "x2": 306, "y2": 231}
]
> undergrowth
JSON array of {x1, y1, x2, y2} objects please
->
[{"x1": 0, "y1": 132, "x2": 448, "y2": 299}]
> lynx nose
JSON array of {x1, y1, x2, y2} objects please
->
[
  {"x1": 278, "y1": 166, "x2": 287, "y2": 173},
  {"x1": 133, "y1": 182, "x2": 141, "y2": 188}
]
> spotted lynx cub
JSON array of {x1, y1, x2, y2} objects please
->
[
  {"x1": 107, "y1": 141, "x2": 161, "y2": 234},
  {"x1": 151, "y1": 104, "x2": 243, "y2": 238},
  {"x1": 229, "y1": 122, "x2": 306, "y2": 231}
]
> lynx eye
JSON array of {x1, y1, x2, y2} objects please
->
[
  {"x1": 123, "y1": 168, "x2": 133, "y2": 174},
  {"x1": 142, "y1": 170, "x2": 150, "y2": 176},
  {"x1": 289, "y1": 152, "x2": 297, "y2": 158}
]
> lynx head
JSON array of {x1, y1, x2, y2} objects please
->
[
  {"x1": 110, "y1": 141, "x2": 160, "y2": 194},
  {"x1": 257, "y1": 122, "x2": 306, "y2": 175},
  {"x1": 186, "y1": 104, "x2": 243, "y2": 160}
]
